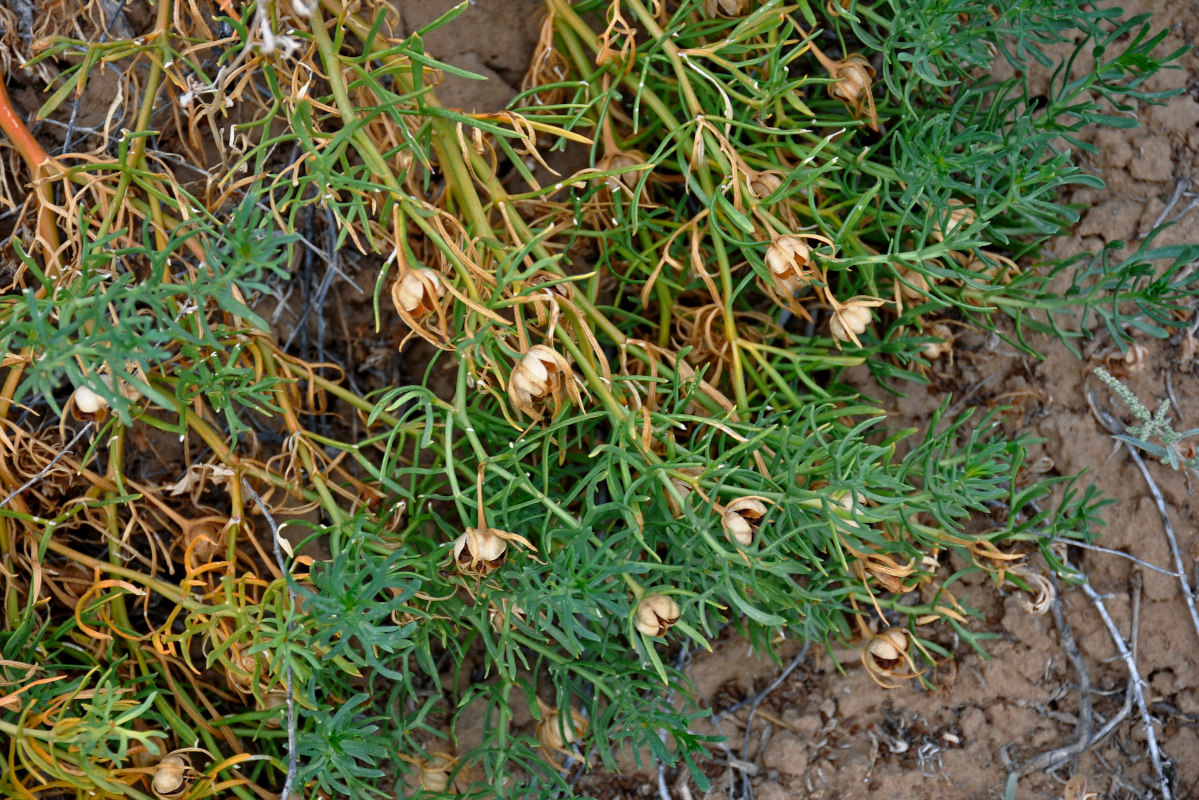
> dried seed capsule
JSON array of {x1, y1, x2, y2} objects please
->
[
  {"x1": 866, "y1": 629, "x2": 906, "y2": 663},
  {"x1": 961, "y1": 248, "x2": 1019, "y2": 284},
  {"x1": 930, "y1": 203, "x2": 977, "y2": 242},
  {"x1": 1011, "y1": 567, "x2": 1054, "y2": 616},
  {"x1": 665, "y1": 467, "x2": 703, "y2": 519},
  {"x1": 703, "y1": 0, "x2": 747, "y2": 16},
  {"x1": 747, "y1": 170, "x2": 783, "y2": 200},
  {"x1": 259, "y1": 688, "x2": 288, "y2": 728},
  {"x1": 152, "y1": 753, "x2": 191, "y2": 800},
  {"x1": 829, "y1": 55, "x2": 873, "y2": 106},
  {"x1": 488, "y1": 598, "x2": 526, "y2": 633},
  {"x1": 72, "y1": 385, "x2": 108, "y2": 415},
  {"x1": 453, "y1": 527, "x2": 508, "y2": 577},
  {"x1": 722, "y1": 497, "x2": 768, "y2": 546},
  {"x1": 507, "y1": 345, "x2": 581, "y2": 421},
  {"x1": 184, "y1": 521, "x2": 222, "y2": 564},
  {"x1": 109, "y1": 366, "x2": 144, "y2": 402},
  {"x1": 894, "y1": 265, "x2": 931, "y2": 300},
  {"x1": 829, "y1": 303, "x2": 874, "y2": 344},
  {"x1": 861, "y1": 628, "x2": 919, "y2": 689},
  {"x1": 765, "y1": 235, "x2": 813, "y2": 285},
  {"x1": 634, "y1": 593, "x2": 680, "y2": 637},
  {"x1": 392, "y1": 269, "x2": 445, "y2": 317},
  {"x1": 224, "y1": 649, "x2": 262, "y2": 694},
  {"x1": 921, "y1": 323, "x2": 954, "y2": 360},
  {"x1": 419, "y1": 752, "x2": 459, "y2": 793},
  {"x1": 598, "y1": 148, "x2": 647, "y2": 193},
  {"x1": 535, "y1": 698, "x2": 588, "y2": 753},
  {"x1": 826, "y1": 53, "x2": 878, "y2": 130}
]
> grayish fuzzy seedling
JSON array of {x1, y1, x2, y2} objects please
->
[{"x1": 1094, "y1": 367, "x2": 1199, "y2": 472}]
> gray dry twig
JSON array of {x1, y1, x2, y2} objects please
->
[
  {"x1": 1015, "y1": 574, "x2": 1142, "y2": 778},
  {"x1": 1079, "y1": 574, "x2": 1170, "y2": 800},
  {"x1": 1088, "y1": 395, "x2": 1199, "y2": 647}
]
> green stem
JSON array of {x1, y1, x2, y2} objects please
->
[{"x1": 96, "y1": 0, "x2": 173, "y2": 240}]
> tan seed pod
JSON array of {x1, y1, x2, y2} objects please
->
[
  {"x1": 392, "y1": 269, "x2": 445, "y2": 317},
  {"x1": 184, "y1": 520, "x2": 222, "y2": 564},
  {"x1": 634, "y1": 593, "x2": 680, "y2": 637},
  {"x1": 152, "y1": 753, "x2": 191, "y2": 800},
  {"x1": 507, "y1": 345, "x2": 581, "y2": 421},
  {"x1": 453, "y1": 527, "x2": 508, "y2": 577},
  {"x1": 488, "y1": 598, "x2": 526, "y2": 633},
  {"x1": 830, "y1": 55, "x2": 873, "y2": 105},
  {"x1": 419, "y1": 752, "x2": 459, "y2": 793},
  {"x1": 703, "y1": 0, "x2": 747, "y2": 16},
  {"x1": 862, "y1": 628, "x2": 919, "y2": 689},
  {"x1": 72, "y1": 385, "x2": 108, "y2": 415},
  {"x1": 895, "y1": 265, "x2": 931, "y2": 300},
  {"x1": 104, "y1": 368, "x2": 144, "y2": 402},
  {"x1": 962, "y1": 248, "x2": 1020, "y2": 285},
  {"x1": 535, "y1": 698, "x2": 588, "y2": 753},
  {"x1": 829, "y1": 302, "x2": 877, "y2": 345},
  {"x1": 762, "y1": 233, "x2": 835, "y2": 316},
  {"x1": 747, "y1": 170, "x2": 783, "y2": 200},
  {"x1": 765, "y1": 235, "x2": 813, "y2": 284},
  {"x1": 225, "y1": 649, "x2": 262, "y2": 694},
  {"x1": 721, "y1": 497, "x2": 768, "y2": 546},
  {"x1": 598, "y1": 149, "x2": 647, "y2": 193},
  {"x1": 930, "y1": 203, "x2": 977, "y2": 242},
  {"x1": 1012, "y1": 568, "x2": 1054, "y2": 616},
  {"x1": 665, "y1": 467, "x2": 703, "y2": 519},
  {"x1": 921, "y1": 323, "x2": 954, "y2": 360},
  {"x1": 826, "y1": 54, "x2": 878, "y2": 130},
  {"x1": 828, "y1": 489, "x2": 869, "y2": 533},
  {"x1": 259, "y1": 688, "x2": 288, "y2": 728}
]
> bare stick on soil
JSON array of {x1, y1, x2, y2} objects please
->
[
  {"x1": 1089, "y1": 396, "x2": 1199, "y2": 646},
  {"x1": 1079, "y1": 575, "x2": 1170, "y2": 800},
  {"x1": 713, "y1": 643, "x2": 810, "y2": 721},
  {"x1": 1015, "y1": 574, "x2": 1142, "y2": 778},
  {"x1": 1120, "y1": 442, "x2": 1199, "y2": 646},
  {"x1": 735, "y1": 644, "x2": 809, "y2": 800},
  {"x1": 1064, "y1": 540, "x2": 1180, "y2": 577}
]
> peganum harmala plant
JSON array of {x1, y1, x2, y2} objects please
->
[{"x1": 0, "y1": 0, "x2": 1189, "y2": 797}]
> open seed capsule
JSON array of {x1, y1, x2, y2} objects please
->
[
  {"x1": 152, "y1": 753, "x2": 191, "y2": 800},
  {"x1": 453, "y1": 527, "x2": 508, "y2": 577},
  {"x1": 634, "y1": 593, "x2": 680, "y2": 637},
  {"x1": 722, "y1": 497, "x2": 768, "y2": 546}
]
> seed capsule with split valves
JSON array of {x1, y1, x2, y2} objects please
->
[
  {"x1": 453, "y1": 526, "x2": 509, "y2": 577},
  {"x1": 828, "y1": 296, "x2": 885, "y2": 348},
  {"x1": 764, "y1": 235, "x2": 816, "y2": 296},
  {"x1": 451, "y1": 466, "x2": 538, "y2": 579},
  {"x1": 762, "y1": 233, "x2": 833, "y2": 316},
  {"x1": 418, "y1": 752, "x2": 459, "y2": 793},
  {"x1": 150, "y1": 749, "x2": 209, "y2": 800},
  {"x1": 535, "y1": 697, "x2": 588, "y2": 770},
  {"x1": 746, "y1": 169, "x2": 784, "y2": 201},
  {"x1": 507, "y1": 345, "x2": 582, "y2": 421},
  {"x1": 392, "y1": 268, "x2": 445, "y2": 317},
  {"x1": 861, "y1": 628, "x2": 921, "y2": 689},
  {"x1": 827, "y1": 53, "x2": 878, "y2": 130},
  {"x1": 72, "y1": 385, "x2": 108, "y2": 416},
  {"x1": 634, "y1": 593, "x2": 680, "y2": 637},
  {"x1": 721, "y1": 497, "x2": 769, "y2": 546}
]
